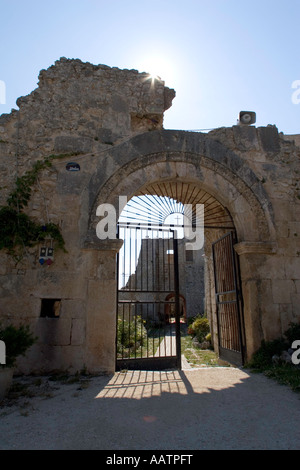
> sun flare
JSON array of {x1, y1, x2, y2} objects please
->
[{"x1": 139, "y1": 56, "x2": 175, "y2": 86}]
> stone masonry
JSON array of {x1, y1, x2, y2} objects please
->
[{"x1": 0, "y1": 57, "x2": 299, "y2": 374}]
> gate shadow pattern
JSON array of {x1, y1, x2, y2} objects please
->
[
  {"x1": 92, "y1": 369, "x2": 300, "y2": 450},
  {"x1": 1, "y1": 369, "x2": 300, "y2": 450}
]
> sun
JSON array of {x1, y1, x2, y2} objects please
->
[
  {"x1": 146, "y1": 59, "x2": 165, "y2": 80},
  {"x1": 139, "y1": 56, "x2": 175, "y2": 86}
]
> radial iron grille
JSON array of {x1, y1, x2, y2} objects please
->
[{"x1": 119, "y1": 181, "x2": 234, "y2": 229}]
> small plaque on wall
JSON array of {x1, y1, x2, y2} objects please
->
[{"x1": 66, "y1": 162, "x2": 80, "y2": 171}]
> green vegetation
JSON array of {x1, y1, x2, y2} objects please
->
[
  {"x1": 117, "y1": 316, "x2": 148, "y2": 358},
  {"x1": 246, "y1": 337, "x2": 287, "y2": 370},
  {"x1": 0, "y1": 207, "x2": 65, "y2": 255},
  {"x1": 117, "y1": 316, "x2": 174, "y2": 359},
  {"x1": 187, "y1": 315, "x2": 210, "y2": 343},
  {"x1": 0, "y1": 324, "x2": 37, "y2": 368},
  {"x1": 263, "y1": 365, "x2": 300, "y2": 392},
  {"x1": 181, "y1": 334, "x2": 227, "y2": 367},
  {"x1": 245, "y1": 322, "x2": 300, "y2": 393},
  {"x1": 0, "y1": 153, "x2": 69, "y2": 261}
]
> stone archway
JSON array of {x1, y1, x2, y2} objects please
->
[
  {"x1": 86, "y1": 130, "x2": 275, "y2": 243},
  {"x1": 82, "y1": 130, "x2": 276, "y2": 372}
]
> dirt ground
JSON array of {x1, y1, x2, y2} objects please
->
[{"x1": 0, "y1": 365, "x2": 300, "y2": 451}]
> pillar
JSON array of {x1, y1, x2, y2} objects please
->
[{"x1": 82, "y1": 239, "x2": 123, "y2": 373}]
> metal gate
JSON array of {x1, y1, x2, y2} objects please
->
[
  {"x1": 212, "y1": 232, "x2": 246, "y2": 366},
  {"x1": 116, "y1": 224, "x2": 182, "y2": 371}
]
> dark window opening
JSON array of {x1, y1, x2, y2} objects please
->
[{"x1": 40, "y1": 299, "x2": 61, "y2": 318}]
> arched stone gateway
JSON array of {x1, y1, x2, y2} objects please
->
[
  {"x1": 82, "y1": 130, "x2": 278, "y2": 371},
  {"x1": 0, "y1": 59, "x2": 299, "y2": 374},
  {"x1": 86, "y1": 130, "x2": 275, "y2": 243}
]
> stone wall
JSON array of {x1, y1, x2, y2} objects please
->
[
  {"x1": 0, "y1": 57, "x2": 175, "y2": 206},
  {"x1": 121, "y1": 236, "x2": 205, "y2": 321},
  {"x1": 0, "y1": 57, "x2": 299, "y2": 373}
]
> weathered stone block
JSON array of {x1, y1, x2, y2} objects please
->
[
  {"x1": 291, "y1": 293, "x2": 300, "y2": 315},
  {"x1": 272, "y1": 280, "x2": 296, "y2": 304},
  {"x1": 54, "y1": 136, "x2": 93, "y2": 154},
  {"x1": 258, "y1": 126, "x2": 280, "y2": 153},
  {"x1": 295, "y1": 280, "x2": 300, "y2": 293},
  {"x1": 284, "y1": 257, "x2": 300, "y2": 280},
  {"x1": 232, "y1": 125, "x2": 260, "y2": 151},
  {"x1": 71, "y1": 319, "x2": 85, "y2": 346},
  {"x1": 35, "y1": 318, "x2": 72, "y2": 346}
]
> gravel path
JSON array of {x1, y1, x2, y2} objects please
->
[{"x1": 0, "y1": 367, "x2": 300, "y2": 450}]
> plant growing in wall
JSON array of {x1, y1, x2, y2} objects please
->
[{"x1": 0, "y1": 154, "x2": 67, "y2": 261}]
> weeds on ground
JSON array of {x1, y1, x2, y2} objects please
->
[
  {"x1": 181, "y1": 314, "x2": 232, "y2": 368},
  {"x1": 48, "y1": 369, "x2": 93, "y2": 389},
  {"x1": 1, "y1": 370, "x2": 94, "y2": 415},
  {"x1": 263, "y1": 365, "x2": 300, "y2": 392},
  {"x1": 0, "y1": 377, "x2": 54, "y2": 416},
  {"x1": 181, "y1": 334, "x2": 231, "y2": 367}
]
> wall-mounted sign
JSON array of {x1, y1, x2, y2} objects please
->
[
  {"x1": 66, "y1": 162, "x2": 80, "y2": 171},
  {"x1": 39, "y1": 245, "x2": 54, "y2": 266}
]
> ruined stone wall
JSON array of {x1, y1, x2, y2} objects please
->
[
  {"x1": 208, "y1": 126, "x2": 300, "y2": 346},
  {"x1": 0, "y1": 57, "x2": 175, "y2": 206},
  {"x1": 0, "y1": 57, "x2": 299, "y2": 373},
  {"x1": 122, "y1": 237, "x2": 205, "y2": 321},
  {"x1": 0, "y1": 59, "x2": 175, "y2": 373}
]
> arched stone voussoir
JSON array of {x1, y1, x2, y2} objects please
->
[{"x1": 86, "y1": 130, "x2": 275, "y2": 244}]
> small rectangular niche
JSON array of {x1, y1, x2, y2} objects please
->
[{"x1": 40, "y1": 299, "x2": 61, "y2": 318}]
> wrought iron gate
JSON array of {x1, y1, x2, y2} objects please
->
[
  {"x1": 116, "y1": 224, "x2": 181, "y2": 371},
  {"x1": 212, "y1": 232, "x2": 246, "y2": 366}
]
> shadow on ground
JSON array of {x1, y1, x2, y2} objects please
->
[{"x1": 0, "y1": 368, "x2": 300, "y2": 450}]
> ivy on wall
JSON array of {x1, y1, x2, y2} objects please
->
[{"x1": 0, "y1": 154, "x2": 68, "y2": 261}]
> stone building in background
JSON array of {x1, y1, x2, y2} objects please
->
[{"x1": 0, "y1": 57, "x2": 299, "y2": 373}]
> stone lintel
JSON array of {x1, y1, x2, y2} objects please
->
[{"x1": 234, "y1": 241, "x2": 277, "y2": 256}]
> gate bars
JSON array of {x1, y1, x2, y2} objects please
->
[
  {"x1": 212, "y1": 231, "x2": 246, "y2": 366},
  {"x1": 116, "y1": 224, "x2": 181, "y2": 371}
]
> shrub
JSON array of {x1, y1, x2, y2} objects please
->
[
  {"x1": 0, "y1": 324, "x2": 37, "y2": 368},
  {"x1": 246, "y1": 322, "x2": 300, "y2": 370},
  {"x1": 247, "y1": 337, "x2": 287, "y2": 370},
  {"x1": 117, "y1": 316, "x2": 147, "y2": 354},
  {"x1": 188, "y1": 316, "x2": 210, "y2": 343},
  {"x1": 284, "y1": 322, "x2": 300, "y2": 346},
  {"x1": 205, "y1": 333, "x2": 212, "y2": 343}
]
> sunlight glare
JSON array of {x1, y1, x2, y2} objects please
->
[{"x1": 140, "y1": 56, "x2": 175, "y2": 86}]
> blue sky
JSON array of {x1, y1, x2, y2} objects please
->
[{"x1": 0, "y1": 0, "x2": 299, "y2": 134}]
